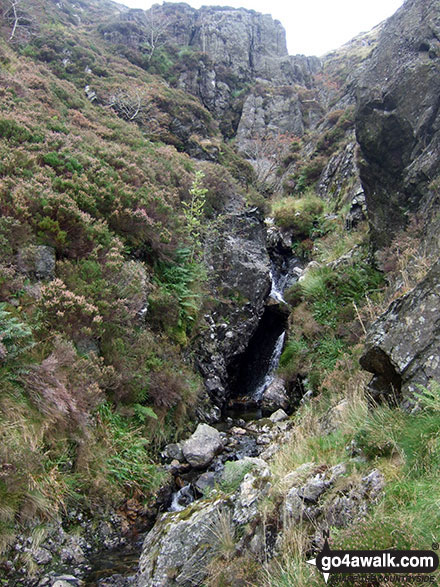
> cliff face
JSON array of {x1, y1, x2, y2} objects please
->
[
  {"x1": 356, "y1": 0, "x2": 440, "y2": 248},
  {"x1": 99, "y1": 4, "x2": 321, "y2": 141}
]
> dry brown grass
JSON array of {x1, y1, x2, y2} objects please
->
[{"x1": 376, "y1": 216, "x2": 433, "y2": 304}]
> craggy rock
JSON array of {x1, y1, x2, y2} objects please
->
[
  {"x1": 136, "y1": 498, "x2": 232, "y2": 587},
  {"x1": 197, "y1": 207, "x2": 272, "y2": 408},
  {"x1": 360, "y1": 259, "x2": 440, "y2": 405},
  {"x1": 356, "y1": 0, "x2": 440, "y2": 248},
  {"x1": 325, "y1": 469, "x2": 385, "y2": 529},
  {"x1": 100, "y1": 5, "x2": 321, "y2": 139},
  {"x1": 182, "y1": 423, "x2": 224, "y2": 468},
  {"x1": 261, "y1": 377, "x2": 289, "y2": 413},
  {"x1": 5, "y1": 505, "x2": 140, "y2": 586},
  {"x1": 282, "y1": 464, "x2": 384, "y2": 538},
  {"x1": 136, "y1": 456, "x2": 272, "y2": 585},
  {"x1": 194, "y1": 471, "x2": 216, "y2": 494},
  {"x1": 236, "y1": 87, "x2": 305, "y2": 151},
  {"x1": 318, "y1": 140, "x2": 366, "y2": 228},
  {"x1": 17, "y1": 245, "x2": 56, "y2": 281},
  {"x1": 232, "y1": 457, "x2": 271, "y2": 524}
]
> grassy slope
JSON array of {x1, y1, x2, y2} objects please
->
[{"x1": 0, "y1": 0, "x2": 255, "y2": 561}]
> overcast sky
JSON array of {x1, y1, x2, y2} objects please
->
[{"x1": 120, "y1": 0, "x2": 405, "y2": 56}]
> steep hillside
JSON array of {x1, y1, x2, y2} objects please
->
[{"x1": 1, "y1": 0, "x2": 440, "y2": 585}]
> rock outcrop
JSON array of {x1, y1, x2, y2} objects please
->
[
  {"x1": 17, "y1": 245, "x2": 56, "y2": 281},
  {"x1": 360, "y1": 259, "x2": 440, "y2": 406},
  {"x1": 99, "y1": 4, "x2": 321, "y2": 141},
  {"x1": 136, "y1": 450, "x2": 384, "y2": 586},
  {"x1": 356, "y1": 0, "x2": 440, "y2": 248},
  {"x1": 136, "y1": 498, "x2": 232, "y2": 587},
  {"x1": 196, "y1": 207, "x2": 272, "y2": 410}
]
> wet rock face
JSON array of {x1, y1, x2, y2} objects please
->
[
  {"x1": 356, "y1": 0, "x2": 440, "y2": 248},
  {"x1": 196, "y1": 208, "x2": 271, "y2": 409},
  {"x1": 360, "y1": 260, "x2": 440, "y2": 405}
]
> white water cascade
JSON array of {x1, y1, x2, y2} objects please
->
[
  {"x1": 251, "y1": 331, "x2": 286, "y2": 402},
  {"x1": 169, "y1": 485, "x2": 195, "y2": 512},
  {"x1": 269, "y1": 270, "x2": 286, "y2": 304}
]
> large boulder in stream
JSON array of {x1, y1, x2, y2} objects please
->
[
  {"x1": 261, "y1": 376, "x2": 289, "y2": 413},
  {"x1": 196, "y1": 208, "x2": 272, "y2": 411},
  {"x1": 182, "y1": 423, "x2": 224, "y2": 468},
  {"x1": 136, "y1": 498, "x2": 232, "y2": 586}
]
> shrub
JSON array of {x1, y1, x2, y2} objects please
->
[
  {"x1": 272, "y1": 193, "x2": 324, "y2": 238},
  {"x1": 182, "y1": 171, "x2": 207, "y2": 261},
  {"x1": 301, "y1": 156, "x2": 326, "y2": 183},
  {"x1": 0, "y1": 119, "x2": 43, "y2": 144},
  {"x1": 278, "y1": 337, "x2": 309, "y2": 381},
  {"x1": 153, "y1": 247, "x2": 206, "y2": 343},
  {"x1": 42, "y1": 152, "x2": 83, "y2": 174},
  {"x1": 37, "y1": 217, "x2": 68, "y2": 249},
  {"x1": 284, "y1": 282, "x2": 303, "y2": 307},
  {"x1": 37, "y1": 278, "x2": 103, "y2": 340},
  {"x1": 197, "y1": 163, "x2": 236, "y2": 217},
  {"x1": 0, "y1": 305, "x2": 33, "y2": 362},
  {"x1": 95, "y1": 402, "x2": 165, "y2": 496},
  {"x1": 147, "y1": 368, "x2": 186, "y2": 409},
  {"x1": 23, "y1": 338, "x2": 110, "y2": 431}
]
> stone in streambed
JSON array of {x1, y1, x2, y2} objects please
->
[
  {"x1": 194, "y1": 472, "x2": 216, "y2": 494},
  {"x1": 269, "y1": 408, "x2": 289, "y2": 423},
  {"x1": 182, "y1": 424, "x2": 223, "y2": 468},
  {"x1": 261, "y1": 377, "x2": 289, "y2": 413}
]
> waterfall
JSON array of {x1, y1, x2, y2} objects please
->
[
  {"x1": 269, "y1": 270, "x2": 286, "y2": 304},
  {"x1": 269, "y1": 256, "x2": 303, "y2": 305},
  {"x1": 169, "y1": 485, "x2": 195, "y2": 512},
  {"x1": 251, "y1": 331, "x2": 285, "y2": 401}
]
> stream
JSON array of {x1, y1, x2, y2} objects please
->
[{"x1": 84, "y1": 254, "x2": 300, "y2": 586}]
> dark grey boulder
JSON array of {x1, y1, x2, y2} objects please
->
[{"x1": 360, "y1": 260, "x2": 440, "y2": 406}]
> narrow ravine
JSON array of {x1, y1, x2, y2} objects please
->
[{"x1": 84, "y1": 239, "x2": 301, "y2": 586}]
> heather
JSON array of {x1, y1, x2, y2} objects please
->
[{"x1": 0, "y1": 9, "x2": 239, "y2": 547}]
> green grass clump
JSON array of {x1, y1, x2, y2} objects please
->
[
  {"x1": 219, "y1": 461, "x2": 255, "y2": 494},
  {"x1": 271, "y1": 192, "x2": 325, "y2": 238},
  {"x1": 335, "y1": 381, "x2": 440, "y2": 556},
  {"x1": 95, "y1": 402, "x2": 165, "y2": 495}
]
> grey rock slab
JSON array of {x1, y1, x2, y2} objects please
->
[
  {"x1": 136, "y1": 498, "x2": 231, "y2": 587},
  {"x1": 262, "y1": 378, "x2": 289, "y2": 413},
  {"x1": 18, "y1": 245, "x2": 56, "y2": 281},
  {"x1": 298, "y1": 477, "x2": 329, "y2": 503},
  {"x1": 182, "y1": 423, "x2": 223, "y2": 468},
  {"x1": 360, "y1": 260, "x2": 440, "y2": 404},
  {"x1": 194, "y1": 471, "x2": 216, "y2": 494},
  {"x1": 356, "y1": 0, "x2": 440, "y2": 248},
  {"x1": 269, "y1": 408, "x2": 289, "y2": 423},
  {"x1": 33, "y1": 547, "x2": 52, "y2": 565}
]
